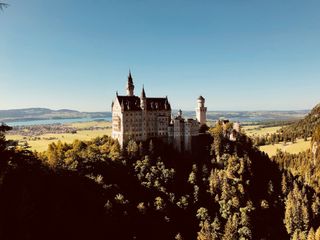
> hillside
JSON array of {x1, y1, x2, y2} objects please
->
[
  {"x1": 281, "y1": 103, "x2": 320, "y2": 138},
  {"x1": 2, "y1": 119, "x2": 320, "y2": 239},
  {"x1": 0, "y1": 123, "x2": 288, "y2": 239},
  {"x1": 0, "y1": 108, "x2": 111, "y2": 122}
]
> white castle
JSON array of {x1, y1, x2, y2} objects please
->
[{"x1": 111, "y1": 72, "x2": 207, "y2": 151}]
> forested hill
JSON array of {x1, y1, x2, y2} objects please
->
[
  {"x1": 0, "y1": 122, "x2": 292, "y2": 240},
  {"x1": 281, "y1": 103, "x2": 320, "y2": 138},
  {"x1": 0, "y1": 108, "x2": 111, "y2": 122},
  {"x1": 2, "y1": 120, "x2": 320, "y2": 239}
]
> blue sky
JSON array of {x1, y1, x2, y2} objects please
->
[{"x1": 1, "y1": 0, "x2": 320, "y2": 111}]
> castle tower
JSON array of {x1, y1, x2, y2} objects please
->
[
  {"x1": 140, "y1": 86, "x2": 147, "y2": 141},
  {"x1": 126, "y1": 71, "x2": 135, "y2": 96},
  {"x1": 140, "y1": 86, "x2": 146, "y2": 110},
  {"x1": 196, "y1": 96, "x2": 207, "y2": 125}
]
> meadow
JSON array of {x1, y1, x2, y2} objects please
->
[
  {"x1": 243, "y1": 124, "x2": 311, "y2": 156},
  {"x1": 242, "y1": 125, "x2": 282, "y2": 136},
  {"x1": 259, "y1": 138, "x2": 311, "y2": 156},
  {"x1": 6, "y1": 121, "x2": 311, "y2": 156},
  {"x1": 7, "y1": 121, "x2": 112, "y2": 152}
]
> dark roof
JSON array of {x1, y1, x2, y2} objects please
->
[
  {"x1": 116, "y1": 96, "x2": 171, "y2": 111},
  {"x1": 198, "y1": 95, "x2": 205, "y2": 101},
  {"x1": 117, "y1": 96, "x2": 141, "y2": 111},
  {"x1": 128, "y1": 71, "x2": 133, "y2": 84},
  {"x1": 146, "y1": 98, "x2": 170, "y2": 111},
  {"x1": 141, "y1": 87, "x2": 146, "y2": 98}
]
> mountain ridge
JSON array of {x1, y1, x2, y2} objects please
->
[
  {"x1": 0, "y1": 108, "x2": 111, "y2": 122},
  {"x1": 281, "y1": 103, "x2": 320, "y2": 138},
  {"x1": 0, "y1": 107, "x2": 309, "y2": 123}
]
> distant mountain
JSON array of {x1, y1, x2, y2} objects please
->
[
  {"x1": 281, "y1": 103, "x2": 320, "y2": 138},
  {"x1": 0, "y1": 108, "x2": 111, "y2": 122},
  {"x1": 174, "y1": 109, "x2": 308, "y2": 122},
  {"x1": 205, "y1": 110, "x2": 308, "y2": 122},
  {"x1": 0, "y1": 108, "x2": 308, "y2": 124}
]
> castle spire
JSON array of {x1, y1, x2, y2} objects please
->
[
  {"x1": 141, "y1": 85, "x2": 146, "y2": 98},
  {"x1": 140, "y1": 85, "x2": 147, "y2": 110},
  {"x1": 126, "y1": 70, "x2": 134, "y2": 96},
  {"x1": 128, "y1": 69, "x2": 133, "y2": 84}
]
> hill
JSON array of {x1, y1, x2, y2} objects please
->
[
  {"x1": 0, "y1": 122, "x2": 288, "y2": 239},
  {"x1": 2, "y1": 120, "x2": 320, "y2": 239},
  {"x1": 0, "y1": 108, "x2": 111, "y2": 122},
  {"x1": 280, "y1": 103, "x2": 320, "y2": 138},
  {"x1": 0, "y1": 108, "x2": 308, "y2": 124}
]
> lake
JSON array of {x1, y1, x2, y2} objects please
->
[{"x1": 4, "y1": 117, "x2": 112, "y2": 126}]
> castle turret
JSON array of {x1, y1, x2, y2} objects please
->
[
  {"x1": 126, "y1": 70, "x2": 135, "y2": 96},
  {"x1": 196, "y1": 96, "x2": 207, "y2": 125},
  {"x1": 140, "y1": 86, "x2": 146, "y2": 110}
]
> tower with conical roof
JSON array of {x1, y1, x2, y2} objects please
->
[
  {"x1": 196, "y1": 95, "x2": 207, "y2": 125},
  {"x1": 126, "y1": 70, "x2": 135, "y2": 96},
  {"x1": 140, "y1": 85, "x2": 146, "y2": 110}
]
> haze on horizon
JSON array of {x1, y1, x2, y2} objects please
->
[{"x1": 1, "y1": 0, "x2": 320, "y2": 112}]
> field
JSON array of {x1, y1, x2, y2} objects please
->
[
  {"x1": 6, "y1": 121, "x2": 311, "y2": 156},
  {"x1": 7, "y1": 121, "x2": 112, "y2": 152},
  {"x1": 242, "y1": 124, "x2": 311, "y2": 156},
  {"x1": 242, "y1": 125, "x2": 283, "y2": 136},
  {"x1": 260, "y1": 138, "x2": 311, "y2": 157}
]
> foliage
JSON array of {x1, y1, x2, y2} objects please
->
[{"x1": 2, "y1": 118, "x2": 320, "y2": 239}]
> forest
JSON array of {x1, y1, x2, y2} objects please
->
[
  {"x1": 1, "y1": 106, "x2": 320, "y2": 240},
  {"x1": 251, "y1": 104, "x2": 320, "y2": 147}
]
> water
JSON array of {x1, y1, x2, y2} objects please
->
[{"x1": 4, "y1": 117, "x2": 112, "y2": 127}]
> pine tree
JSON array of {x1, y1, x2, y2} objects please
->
[
  {"x1": 315, "y1": 227, "x2": 320, "y2": 240},
  {"x1": 284, "y1": 183, "x2": 310, "y2": 235},
  {"x1": 126, "y1": 139, "x2": 139, "y2": 158},
  {"x1": 222, "y1": 214, "x2": 238, "y2": 240},
  {"x1": 197, "y1": 220, "x2": 212, "y2": 240},
  {"x1": 281, "y1": 173, "x2": 288, "y2": 195},
  {"x1": 308, "y1": 227, "x2": 316, "y2": 240}
]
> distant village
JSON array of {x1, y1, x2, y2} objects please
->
[{"x1": 7, "y1": 124, "x2": 110, "y2": 137}]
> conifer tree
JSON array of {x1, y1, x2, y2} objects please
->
[
  {"x1": 315, "y1": 227, "x2": 320, "y2": 240},
  {"x1": 222, "y1": 214, "x2": 238, "y2": 240},
  {"x1": 308, "y1": 227, "x2": 316, "y2": 240}
]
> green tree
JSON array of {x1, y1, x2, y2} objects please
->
[
  {"x1": 197, "y1": 220, "x2": 213, "y2": 240},
  {"x1": 284, "y1": 183, "x2": 309, "y2": 235},
  {"x1": 315, "y1": 227, "x2": 320, "y2": 240},
  {"x1": 154, "y1": 196, "x2": 165, "y2": 211},
  {"x1": 281, "y1": 173, "x2": 288, "y2": 195},
  {"x1": 126, "y1": 139, "x2": 139, "y2": 158},
  {"x1": 196, "y1": 207, "x2": 209, "y2": 222},
  {"x1": 308, "y1": 228, "x2": 316, "y2": 240},
  {"x1": 109, "y1": 140, "x2": 121, "y2": 160},
  {"x1": 222, "y1": 214, "x2": 238, "y2": 240},
  {"x1": 188, "y1": 171, "x2": 196, "y2": 185},
  {"x1": 210, "y1": 124, "x2": 223, "y2": 161},
  {"x1": 175, "y1": 233, "x2": 183, "y2": 240}
]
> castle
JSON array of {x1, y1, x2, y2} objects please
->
[{"x1": 111, "y1": 72, "x2": 207, "y2": 151}]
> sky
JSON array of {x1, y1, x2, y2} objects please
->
[{"x1": 1, "y1": 0, "x2": 320, "y2": 112}]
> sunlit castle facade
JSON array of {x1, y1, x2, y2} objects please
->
[{"x1": 111, "y1": 72, "x2": 207, "y2": 151}]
